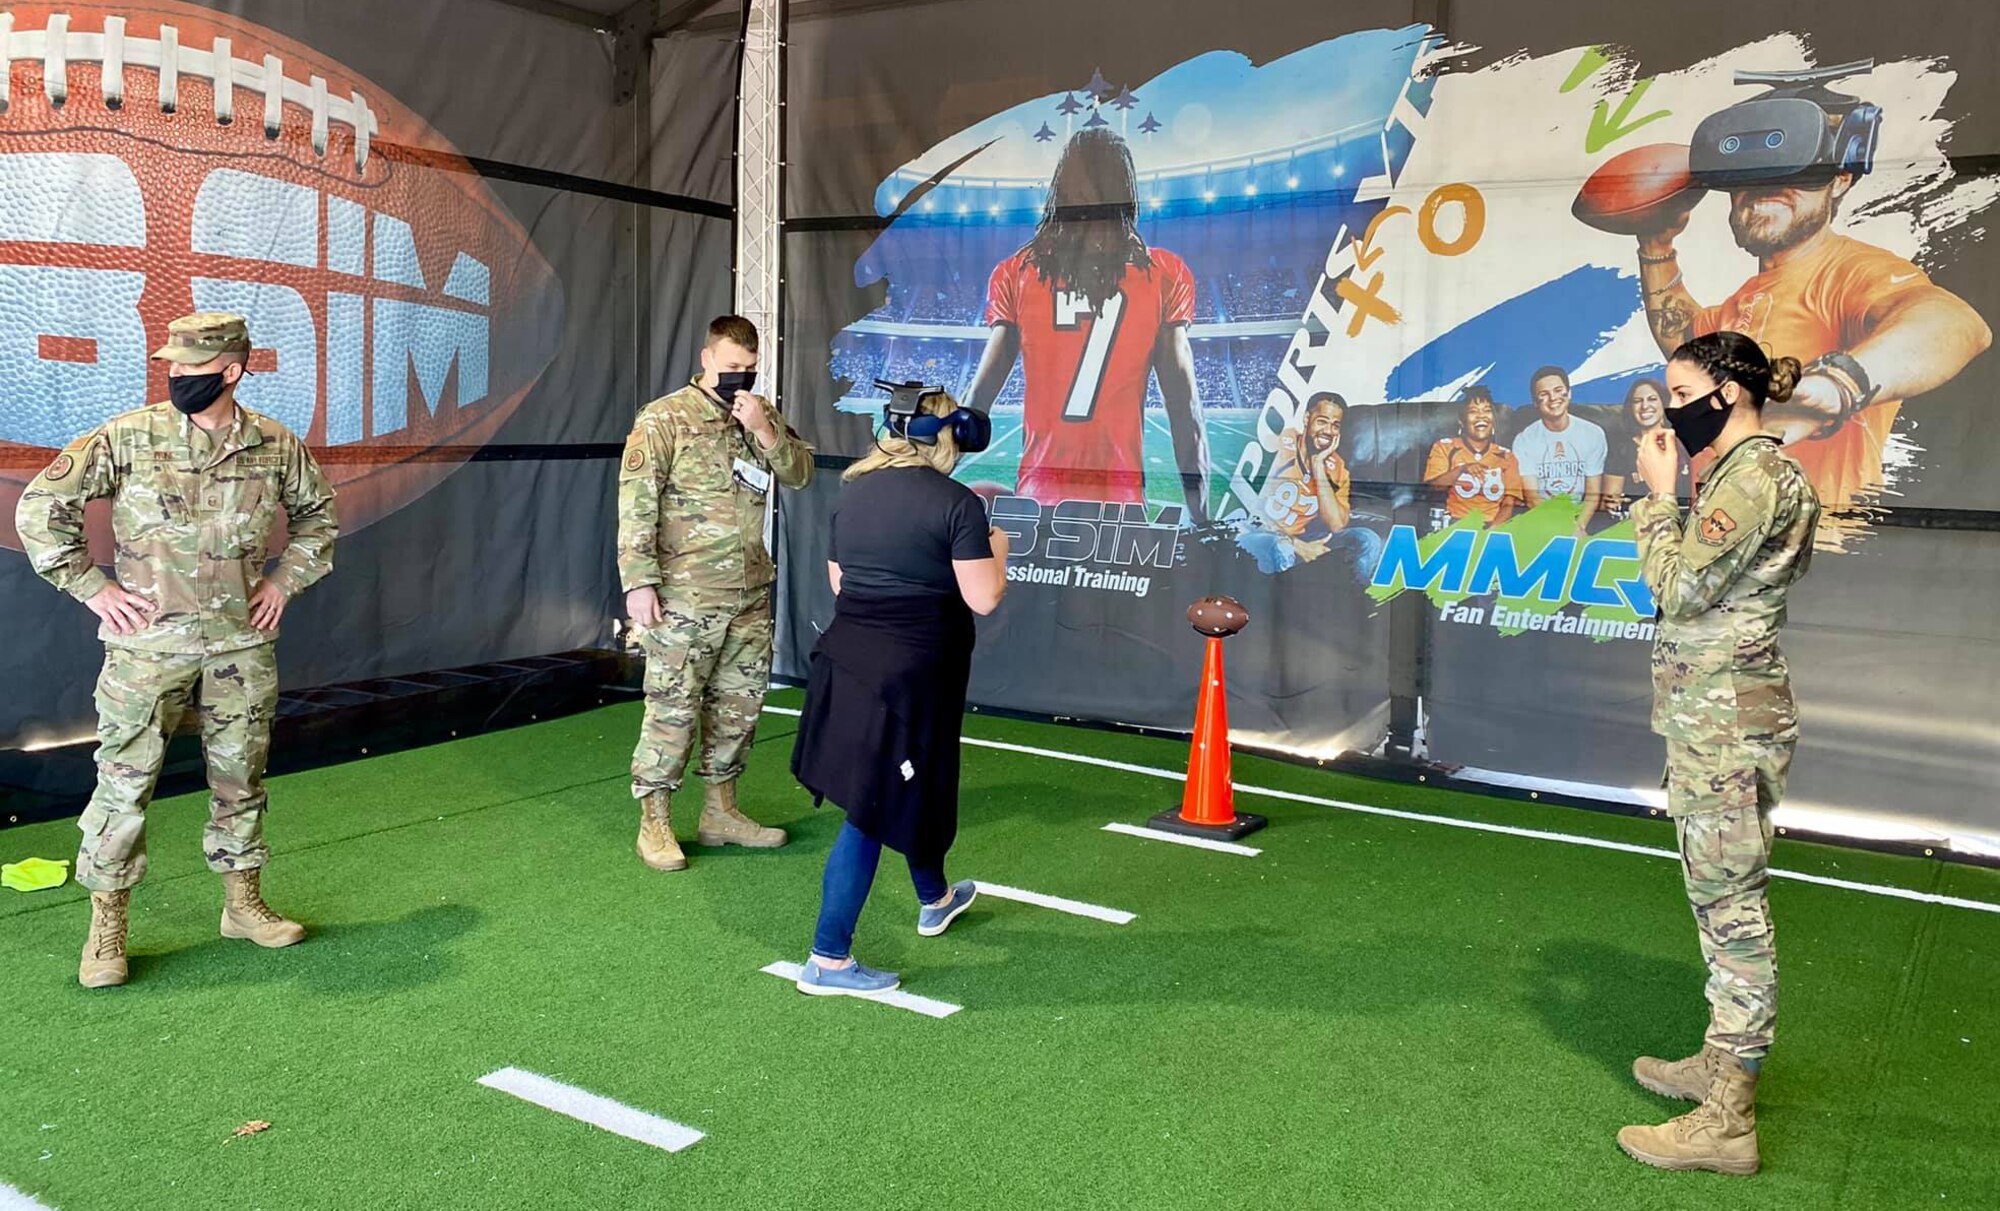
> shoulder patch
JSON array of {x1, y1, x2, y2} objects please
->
[
  {"x1": 44, "y1": 452, "x2": 76, "y2": 483},
  {"x1": 624, "y1": 443, "x2": 648, "y2": 474},
  {"x1": 1698, "y1": 507, "x2": 1737, "y2": 546}
]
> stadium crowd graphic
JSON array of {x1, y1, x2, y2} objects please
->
[{"x1": 832, "y1": 34, "x2": 1993, "y2": 606}]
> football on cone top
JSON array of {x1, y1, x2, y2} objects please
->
[{"x1": 1187, "y1": 595, "x2": 1249, "y2": 637}]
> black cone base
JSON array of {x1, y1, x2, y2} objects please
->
[{"x1": 1147, "y1": 807, "x2": 1269, "y2": 841}]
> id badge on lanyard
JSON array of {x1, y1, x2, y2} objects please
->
[{"x1": 732, "y1": 457, "x2": 773, "y2": 496}]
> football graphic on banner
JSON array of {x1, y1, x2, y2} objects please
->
[
  {"x1": 0, "y1": 2, "x2": 565, "y2": 553},
  {"x1": 1570, "y1": 142, "x2": 1702, "y2": 235}
]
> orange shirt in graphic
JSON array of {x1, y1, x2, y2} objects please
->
[
  {"x1": 1696, "y1": 232, "x2": 1932, "y2": 514},
  {"x1": 1423, "y1": 437, "x2": 1525, "y2": 525},
  {"x1": 1261, "y1": 429, "x2": 1350, "y2": 539}
]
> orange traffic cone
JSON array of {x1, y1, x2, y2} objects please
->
[{"x1": 1150, "y1": 598, "x2": 1267, "y2": 841}]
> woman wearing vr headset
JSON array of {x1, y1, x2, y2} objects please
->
[
  {"x1": 788, "y1": 387, "x2": 1005, "y2": 998},
  {"x1": 1618, "y1": 331, "x2": 1819, "y2": 1176}
]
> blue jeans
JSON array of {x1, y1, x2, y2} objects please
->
[
  {"x1": 811, "y1": 821, "x2": 949, "y2": 961},
  {"x1": 1238, "y1": 525, "x2": 1384, "y2": 584}
]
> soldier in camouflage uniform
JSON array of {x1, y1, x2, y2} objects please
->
[
  {"x1": 15, "y1": 314, "x2": 338, "y2": 988},
  {"x1": 617, "y1": 315, "x2": 813, "y2": 871},
  {"x1": 1619, "y1": 332, "x2": 1820, "y2": 1175}
]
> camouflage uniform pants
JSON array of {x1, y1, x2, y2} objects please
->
[
  {"x1": 1667, "y1": 738, "x2": 1794, "y2": 1060},
  {"x1": 77, "y1": 643, "x2": 281, "y2": 893},
  {"x1": 631, "y1": 587, "x2": 774, "y2": 797}
]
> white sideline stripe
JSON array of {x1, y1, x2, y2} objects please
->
[
  {"x1": 973, "y1": 880, "x2": 1136, "y2": 924},
  {"x1": 1103, "y1": 821, "x2": 1263, "y2": 856},
  {"x1": 1, "y1": 1183, "x2": 56, "y2": 1210},
  {"x1": 1241, "y1": 783, "x2": 1676, "y2": 861},
  {"x1": 476, "y1": 1067, "x2": 704, "y2": 1153},
  {"x1": 761, "y1": 960, "x2": 962, "y2": 1017},
  {"x1": 764, "y1": 704, "x2": 2000, "y2": 915}
]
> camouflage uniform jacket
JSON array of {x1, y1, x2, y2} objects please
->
[
  {"x1": 617, "y1": 380, "x2": 813, "y2": 595},
  {"x1": 1633, "y1": 434, "x2": 1820, "y2": 746},
  {"x1": 15, "y1": 403, "x2": 338, "y2": 654}
]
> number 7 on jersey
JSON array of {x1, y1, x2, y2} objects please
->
[{"x1": 1056, "y1": 288, "x2": 1127, "y2": 423}]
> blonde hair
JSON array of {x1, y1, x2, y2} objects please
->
[{"x1": 843, "y1": 391, "x2": 963, "y2": 481}]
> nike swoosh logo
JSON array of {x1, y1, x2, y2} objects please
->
[{"x1": 1890, "y1": 272, "x2": 1920, "y2": 284}]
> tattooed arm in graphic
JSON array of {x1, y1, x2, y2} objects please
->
[{"x1": 1636, "y1": 201, "x2": 1704, "y2": 358}]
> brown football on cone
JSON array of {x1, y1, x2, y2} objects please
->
[{"x1": 1187, "y1": 595, "x2": 1249, "y2": 637}]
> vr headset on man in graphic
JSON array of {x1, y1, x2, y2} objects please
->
[{"x1": 1689, "y1": 60, "x2": 1881, "y2": 190}]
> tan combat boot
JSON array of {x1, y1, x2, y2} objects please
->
[
  {"x1": 79, "y1": 889, "x2": 131, "y2": 988},
  {"x1": 1633, "y1": 1043, "x2": 1725, "y2": 1102},
  {"x1": 1617, "y1": 1052, "x2": 1760, "y2": 1175},
  {"x1": 637, "y1": 790, "x2": 688, "y2": 871},
  {"x1": 220, "y1": 869, "x2": 307, "y2": 948},
  {"x1": 695, "y1": 781, "x2": 786, "y2": 848}
]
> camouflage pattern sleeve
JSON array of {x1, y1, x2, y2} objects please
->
[
  {"x1": 616, "y1": 412, "x2": 674, "y2": 592},
  {"x1": 15, "y1": 430, "x2": 119, "y2": 603},
  {"x1": 757, "y1": 401, "x2": 814, "y2": 489},
  {"x1": 1634, "y1": 477, "x2": 1773, "y2": 624},
  {"x1": 269, "y1": 437, "x2": 339, "y2": 597}
]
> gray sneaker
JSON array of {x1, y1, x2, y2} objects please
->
[
  {"x1": 917, "y1": 880, "x2": 978, "y2": 937},
  {"x1": 796, "y1": 957, "x2": 901, "y2": 998}
]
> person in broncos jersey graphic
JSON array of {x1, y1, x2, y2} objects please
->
[
  {"x1": 1423, "y1": 387, "x2": 1526, "y2": 527},
  {"x1": 966, "y1": 128, "x2": 1209, "y2": 521},
  {"x1": 1238, "y1": 392, "x2": 1383, "y2": 583}
]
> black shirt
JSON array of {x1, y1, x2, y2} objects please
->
[{"x1": 829, "y1": 466, "x2": 993, "y2": 599}]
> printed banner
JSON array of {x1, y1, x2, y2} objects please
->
[
  {"x1": 780, "y1": 6, "x2": 2000, "y2": 849},
  {"x1": 0, "y1": 0, "x2": 735, "y2": 753},
  {"x1": 0, "y1": 0, "x2": 565, "y2": 555},
  {"x1": 827, "y1": 26, "x2": 1994, "y2": 645}
]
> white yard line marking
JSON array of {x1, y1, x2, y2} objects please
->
[
  {"x1": 760, "y1": 961, "x2": 962, "y2": 1018},
  {"x1": 1, "y1": 1183, "x2": 56, "y2": 1211},
  {"x1": 954, "y1": 416, "x2": 1027, "y2": 475},
  {"x1": 476, "y1": 1067, "x2": 704, "y2": 1153},
  {"x1": 1239, "y1": 783, "x2": 1675, "y2": 862},
  {"x1": 1102, "y1": 822, "x2": 1263, "y2": 857},
  {"x1": 972, "y1": 880, "x2": 1135, "y2": 924},
  {"x1": 763, "y1": 708, "x2": 2000, "y2": 915}
]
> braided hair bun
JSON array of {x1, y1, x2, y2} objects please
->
[
  {"x1": 1670, "y1": 331, "x2": 1795, "y2": 408},
  {"x1": 1765, "y1": 356, "x2": 1802, "y2": 404}
]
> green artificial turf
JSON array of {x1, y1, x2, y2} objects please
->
[{"x1": 3, "y1": 694, "x2": 1997, "y2": 1210}]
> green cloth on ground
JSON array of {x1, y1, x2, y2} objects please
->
[{"x1": 2, "y1": 856, "x2": 70, "y2": 892}]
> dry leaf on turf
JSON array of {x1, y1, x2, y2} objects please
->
[{"x1": 227, "y1": 1121, "x2": 272, "y2": 1142}]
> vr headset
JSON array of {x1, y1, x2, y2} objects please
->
[
  {"x1": 1690, "y1": 61, "x2": 1880, "y2": 190},
  {"x1": 875, "y1": 378, "x2": 991, "y2": 453}
]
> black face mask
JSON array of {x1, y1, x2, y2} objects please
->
[
  {"x1": 168, "y1": 371, "x2": 231, "y2": 416},
  {"x1": 712, "y1": 370, "x2": 756, "y2": 401},
  {"x1": 1664, "y1": 387, "x2": 1735, "y2": 457}
]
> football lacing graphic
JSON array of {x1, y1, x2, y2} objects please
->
[{"x1": 0, "y1": 11, "x2": 379, "y2": 171}]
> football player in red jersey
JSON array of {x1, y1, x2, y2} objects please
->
[{"x1": 965, "y1": 128, "x2": 1209, "y2": 521}]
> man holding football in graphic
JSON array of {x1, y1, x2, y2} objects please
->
[
  {"x1": 965, "y1": 127, "x2": 1209, "y2": 522},
  {"x1": 1634, "y1": 72, "x2": 1989, "y2": 520}
]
